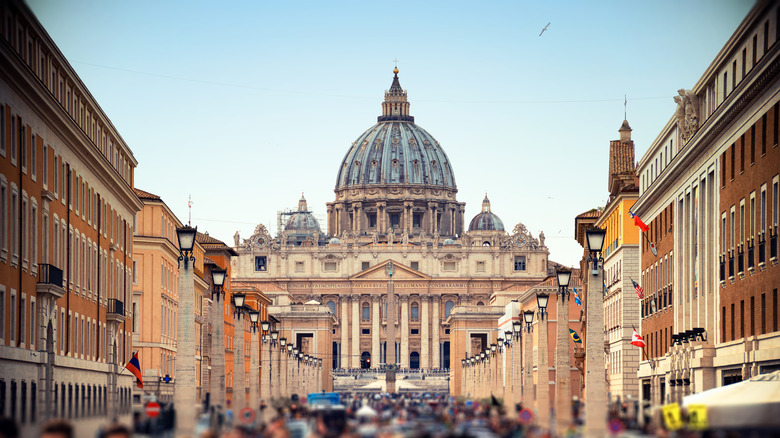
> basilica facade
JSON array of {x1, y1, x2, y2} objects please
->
[{"x1": 231, "y1": 69, "x2": 551, "y2": 372}]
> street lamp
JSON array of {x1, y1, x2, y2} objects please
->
[
  {"x1": 490, "y1": 343, "x2": 497, "y2": 356},
  {"x1": 555, "y1": 266, "x2": 574, "y2": 433},
  {"x1": 173, "y1": 224, "x2": 197, "y2": 438},
  {"x1": 585, "y1": 227, "x2": 607, "y2": 274},
  {"x1": 175, "y1": 225, "x2": 197, "y2": 268},
  {"x1": 584, "y1": 227, "x2": 608, "y2": 437},
  {"x1": 232, "y1": 293, "x2": 246, "y2": 319},
  {"x1": 261, "y1": 320, "x2": 270, "y2": 334},
  {"x1": 271, "y1": 331, "x2": 279, "y2": 345},
  {"x1": 249, "y1": 309, "x2": 260, "y2": 332},
  {"x1": 524, "y1": 310, "x2": 535, "y2": 330},
  {"x1": 211, "y1": 268, "x2": 227, "y2": 301},
  {"x1": 536, "y1": 292, "x2": 549, "y2": 320},
  {"x1": 556, "y1": 267, "x2": 571, "y2": 300}
]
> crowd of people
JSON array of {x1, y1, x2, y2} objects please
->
[{"x1": 0, "y1": 418, "x2": 132, "y2": 438}]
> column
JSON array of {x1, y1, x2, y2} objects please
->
[
  {"x1": 377, "y1": 202, "x2": 386, "y2": 233},
  {"x1": 271, "y1": 342, "x2": 280, "y2": 401},
  {"x1": 537, "y1": 311, "x2": 550, "y2": 429},
  {"x1": 352, "y1": 295, "x2": 360, "y2": 368},
  {"x1": 341, "y1": 297, "x2": 349, "y2": 369},
  {"x1": 174, "y1": 265, "x2": 196, "y2": 438},
  {"x1": 234, "y1": 315, "x2": 246, "y2": 411},
  {"x1": 585, "y1": 269, "x2": 608, "y2": 437},
  {"x1": 420, "y1": 295, "x2": 429, "y2": 369},
  {"x1": 280, "y1": 347, "x2": 288, "y2": 399},
  {"x1": 371, "y1": 295, "x2": 380, "y2": 368},
  {"x1": 260, "y1": 337, "x2": 270, "y2": 404},
  {"x1": 210, "y1": 298, "x2": 226, "y2": 417},
  {"x1": 432, "y1": 296, "x2": 440, "y2": 369},
  {"x1": 524, "y1": 323, "x2": 535, "y2": 412},
  {"x1": 512, "y1": 333, "x2": 522, "y2": 407},
  {"x1": 556, "y1": 296, "x2": 572, "y2": 433},
  {"x1": 400, "y1": 296, "x2": 409, "y2": 368},
  {"x1": 250, "y1": 328, "x2": 260, "y2": 413}
]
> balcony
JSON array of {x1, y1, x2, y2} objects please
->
[
  {"x1": 747, "y1": 242, "x2": 755, "y2": 270},
  {"x1": 728, "y1": 253, "x2": 734, "y2": 278},
  {"x1": 37, "y1": 264, "x2": 65, "y2": 300},
  {"x1": 758, "y1": 235, "x2": 766, "y2": 265},
  {"x1": 719, "y1": 256, "x2": 726, "y2": 282},
  {"x1": 737, "y1": 247, "x2": 744, "y2": 274},
  {"x1": 107, "y1": 298, "x2": 125, "y2": 323},
  {"x1": 771, "y1": 231, "x2": 778, "y2": 261}
]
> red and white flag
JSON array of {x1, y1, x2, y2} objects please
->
[{"x1": 631, "y1": 329, "x2": 646, "y2": 348}]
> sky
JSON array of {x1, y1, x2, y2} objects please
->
[{"x1": 27, "y1": 0, "x2": 754, "y2": 266}]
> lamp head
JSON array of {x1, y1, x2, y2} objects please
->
[
  {"x1": 249, "y1": 310, "x2": 260, "y2": 324},
  {"x1": 271, "y1": 331, "x2": 279, "y2": 341},
  {"x1": 261, "y1": 320, "x2": 270, "y2": 333},
  {"x1": 233, "y1": 293, "x2": 246, "y2": 308},
  {"x1": 211, "y1": 268, "x2": 227, "y2": 287},
  {"x1": 585, "y1": 227, "x2": 607, "y2": 254},
  {"x1": 280, "y1": 337, "x2": 287, "y2": 347},
  {"x1": 536, "y1": 292, "x2": 549, "y2": 311},
  {"x1": 556, "y1": 267, "x2": 572, "y2": 288},
  {"x1": 513, "y1": 320, "x2": 522, "y2": 334},
  {"x1": 498, "y1": 338, "x2": 504, "y2": 348},
  {"x1": 524, "y1": 310, "x2": 535, "y2": 324},
  {"x1": 176, "y1": 225, "x2": 197, "y2": 252}
]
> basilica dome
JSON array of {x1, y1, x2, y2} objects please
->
[
  {"x1": 335, "y1": 70, "x2": 456, "y2": 190},
  {"x1": 468, "y1": 195, "x2": 505, "y2": 232}
]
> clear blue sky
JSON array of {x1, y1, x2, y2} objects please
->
[{"x1": 28, "y1": 0, "x2": 753, "y2": 266}]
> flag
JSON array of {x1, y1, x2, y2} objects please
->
[
  {"x1": 569, "y1": 328, "x2": 582, "y2": 344},
  {"x1": 631, "y1": 278, "x2": 644, "y2": 299},
  {"x1": 573, "y1": 287, "x2": 582, "y2": 305},
  {"x1": 125, "y1": 351, "x2": 143, "y2": 389},
  {"x1": 631, "y1": 329, "x2": 646, "y2": 348},
  {"x1": 630, "y1": 212, "x2": 649, "y2": 233}
]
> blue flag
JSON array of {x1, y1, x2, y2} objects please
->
[{"x1": 573, "y1": 287, "x2": 582, "y2": 306}]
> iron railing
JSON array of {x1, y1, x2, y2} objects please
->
[
  {"x1": 108, "y1": 299, "x2": 124, "y2": 316},
  {"x1": 38, "y1": 264, "x2": 63, "y2": 287}
]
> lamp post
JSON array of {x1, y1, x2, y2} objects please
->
[
  {"x1": 584, "y1": 227, "x2": 608, "y2": 437},
  {"x1": 385, "y1": 261, "x2": 397, "y2": 394},
  {"x1": 511, "y1": 319, "x2": 522, "y2": 410},
  {"x1": 279, "y1": 338, "x2": 287, "y2": 399},
  {"x1": 523, "y1": 310, "x2": 535, "y2": 412},
  {"x1": 259, "y1": 320, "x2": 271, "y2": 407},
  {"x1": 232, "y1": 294, "x2": 247, "y2": 412},
  {"x1": 174, "y1": 224, "x2": 197, "y2": 438},
  {"x1": 536, "y1": 292, "x2": 550, "y2": 428},
  {"x1": 555, "y1": 267, "x2": 573, "y2": 434},
  {"x1": 208, "y1": 266, "x2": 227, "y2": 429},
  {"x1": 248, "y1": 308, "x2": 260, "y2": 417},
  {"x1": 270, "y1": 330, "x2": 280, "y2": 401},
  {"x1": 286, "y1": 343, "x2": 293, "y2": 399}
]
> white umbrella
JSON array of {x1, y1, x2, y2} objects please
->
[
  {"x1": 356, "y1": 405, "x2": 378, "y2": 419},
  {"x1": 682, "y1": 370, "x2": 780, "y2": 429}
]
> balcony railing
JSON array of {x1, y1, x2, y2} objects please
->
[
  {"x1": 38, "y1": 264, "x2": 63, "y2": 287},
  {"x1": 108, "y1": 299, "x2": 124, "y2": 317}
]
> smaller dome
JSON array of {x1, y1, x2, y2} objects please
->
[
  {"x1": 468, "y1": 195, "x2": 505, "y2": 232},
  {"x1": 329, "y1": 237, "x2": 341, "y2": 245},
  {"x1": 285, "y1": 193, "x2": 322, "y2": 232},
  {"x1": 443, "y1": 238, "x2": 456, "y2": 245}
]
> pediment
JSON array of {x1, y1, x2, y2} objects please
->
[{"x1": 350, "y1": 260, "x2": 430, "y2": 281}]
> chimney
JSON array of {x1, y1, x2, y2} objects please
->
[{"x1": 619, "y1": 119, "x2": 632, "y2": 143}]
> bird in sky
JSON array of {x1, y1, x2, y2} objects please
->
[{"x1": 539, "y1": 22, "x2": 550, "y2": 36}]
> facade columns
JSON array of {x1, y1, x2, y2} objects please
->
[
  {"x1": 377, "y1": 201, "x2": 386, "y2": 233},
  {"x1": 341, "y1": 297, "x2": 349, "y2": 369},
  {"x1": 351, "y1": 295, "x2": 360, "y2": 368},
  {"x1": 432, "y1": 296, "x2": 440, "y2": 369},
  {"x1": 371, "y1": 295, "x2": 380, "y2": 368},
  {"x1": 233, "y1": 316, "x2": 246, "y2": 411},
  {"x1": 556, "y1": 296, "x2": 573, "y2": 433},
  {"x1": 400, "y1": 296, "x2": 410, "y2": 368},
  {"x1": 249, "y1": 329, "x2": 260, "y2": 412},
  {"x1": 420, "y1": 295, "x2": 430, "y2": 369}
]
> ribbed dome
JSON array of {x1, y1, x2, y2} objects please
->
[
  {"x1": 335, "y1": 69, "x2": 456, "y2": 190},
  {"x1": 468, "y1": 195, "x2": 505, "y2": 231},
  {"x1": 285, "y1": 194, "x2": 322, "y2": 232}
]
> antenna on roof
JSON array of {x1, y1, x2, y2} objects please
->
[
  {"x1": 187, "y1": 195, "x2": 192, "y2": 226},
  {"x1": 624, "y1": 94, "x2": 627, "y2": 120}
]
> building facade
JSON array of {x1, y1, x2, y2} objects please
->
[
  {"x1": 0, "y1": 0, "x2": 141, "y2": 435},
  {"x1": 231, "y1": 70, "x2": 553, "y2": 392},
  {"x1": 634, "y1": 0, "x2": 780, "y2": 418}
]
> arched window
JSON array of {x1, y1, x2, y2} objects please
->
[
  {"x1": 326, "y1": 301, "x2": 336, "y2": 314},
  {"x1": 411, "y1": 302, "x2": 419, "y2": 320},
  {"x1": 483, "y1": 241, "x2": 490, "y2": 246},
  {"x1": 361, "y1": 351, "x2": 371, "y2": 369},
  {"x1": 444, "y1": 301, "x2": 454, "y2": 318},
  {"x1": 362, "y1": 302, "x2": 370, "y2": 320},
  {"x1": 476, "y1": 301, "x2": 484, "y2": 306}
]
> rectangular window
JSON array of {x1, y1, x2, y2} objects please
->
[
  {"x1": 361, "y1": 261, "x2": 370, "y2": 271},
  {"x1": 442, "y1": 261, "x2": 456, "y2": 271},
  {"x1": 514, "y1": 256, "x2": 526, "y2": 271},
  {"x1": 410, "y1": 261, "x2": 419, "y2": 270},
  {"x1": 731, "y1": 144, "x2": 735, "y2": 180},
  {"x1": 31, "y1": 134, "x2": 36, "y2": 179},
  {"x1": 753, "y1": 34, "x2": 758, "y2": 66},
  {"x1": 740, "y1": 136, "x2": 745, "y2": 173},
  {"x1": 323, "y1": 262, "x2": 337, "y2": 272},
  {"x1": 732, "y1": 61, "x2": 736, "y2": 89},
  {"x1": 254, "y1": 256, "x2": 267, "y2": 272},
  {"x1": 294, "y1": 261, "x2": 304, "y2": 273},
  {"x1": 0, "y1": 182, "x2": 7, "y2": 258},
  {"x1": 763, "y1": 114, "x2": 768, "y2": 156},
  {"x1": 751, "y1": 126, "x2": 755, "y2": 164},
  {"x1": 740, "y1": 300, "x2": 745, "y2": 339},
  {"x1": 368, "y1": 213, "x2": 377, "y2": 228},
  {"x1": 389, "y1": 213, "x2": 400, "y2": 229},
  {"x1": 361, "y1": 328, "x2": 370, "y2": 335},
  {"x1": 411, "y1": 328, "x2": 419, "y2": 335},
  {"x1": 750, "y1": 296, "x2": 755, "y2": 337},
  {"x1": 413, "y1": 213, "x2": 422, "y2": 228},
  {"x1": 762, "y1": 293, "x2": 767, "y2": 335},
  {"x1": 0, "y1": 289, "x2": 4, "y2": 341},
  {"x1": 20, "y1": 296, "x2": 26, "y2": 346},
  {"x1": 476, "y1": 261, "x2": 486, "y2": 272},
  {"x1": 0, "y1": 105, "x2": 5, "y2": 157},
  {"x1": 29, "y1": 300, "x2": 35, "y2": 350}
]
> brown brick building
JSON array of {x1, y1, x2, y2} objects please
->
[{"x1": 633, "y1": 0, "x2": 780, "y2": 421}]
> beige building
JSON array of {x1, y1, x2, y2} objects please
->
[
  {"x1": 131, "y1": 189, "x2": 208, "y2": 405},
  {"x1": 231, "y1": 70, "x2": 552, "y2": 391}
]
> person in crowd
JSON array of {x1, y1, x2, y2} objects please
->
[{"x1": 39, "y1": 420, "x2": 73, "y2": 438}]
